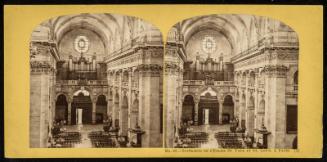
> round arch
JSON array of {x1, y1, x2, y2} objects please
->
[
  {"x1": 239, "y1": 93, "x2": 246, "y2": 129},
  {"x1": 182, "y1": 95, "x2": 195, "y2": 124},
  {"x1": 96, "y1": 95, "x2": 108, "y2": 124},
  {"x1": 120, "y1": 95, "x2": 129, "y2": 136},
  {"x1": 256, "y1": 99, "x2": 265, "y2": 129},
  {"x1": 293, "y1": 71, "x2": 298, "y2": 85},
  {"x1": 222, "y1": 95, "x2": 235, "y2": 124},
  {"x1": 55, "y1": 93, "x2": 69, "y2": 101},
  {"x1": 249, "y1": 71, "x2": 256, "y2": 86},
  {"x1": 182, "y1": 93, "x2": 196, "y2": 101},
  {"x1": 246, "y1": 95, "x2": 255, "y2": 137},
  {"x1": 130, "y1": 99, "x2": 139, "y2": 129},
  {"x1": 55, "y1": 94, "x2": 68, "y2": 123}
]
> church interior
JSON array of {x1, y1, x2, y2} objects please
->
[
  {"x1": 164, "y1": 14, "x2": 299, "y2": 149},
  {"x1": 30, "y1": 13, "x2": 163, "y2": 148}
]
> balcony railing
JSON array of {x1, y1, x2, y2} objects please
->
[
  {"x1": 183, "y1": 80, "x2": 235, "y2": 86},
  {"x1": 231, "y1": 32, "x2": 298, "y2": 62},
  {"x1": 214, "y1": 81, "x2": 235, "y2": 86},
  {"x1": 183, "y1": 80, "x2": 205, "y2": 86},
  {"x1": 56, "y1": 80, "x2": 107, "y2": 85}
]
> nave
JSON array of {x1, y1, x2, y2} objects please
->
[
  {"x1": 48, "y1": 124, "x2": 143, "y2": 148},
  {"x1": 175, "y1": 124, "x2": 248, "y2": 149}
]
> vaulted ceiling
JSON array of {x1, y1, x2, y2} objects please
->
[
  {"x1": 174, "y1": 14, "x2": 296, "y2": 56},
  {"x1": 32, "y1": 13, "x2": 162, "y2": 58}
]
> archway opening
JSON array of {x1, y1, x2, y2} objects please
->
[
  {"x1": 257, "y1": 99, "x2": 265, "y2": 128},
  {"x1": 249, "y1": 71, "x2": 255, "y2": 87},
  {"x1": 199, "y1": 92, "x2": 219, "y2": 125},
  {"x1": 182, "y1": 95, "x2": 195, "y2": 124},
  {"x1": 246, "y1": 96, "x2": 255, "y2": 137},
  {"x1": 55, "y1": 94, "x2": 68, "y2": 123},
  {"x1": 96, "y1": 95, "x2": 107, "y2": 124},
  {"x1": 130, "y1": 99, "x2": 139, "y2": 129},
  {"x1": 113, "y1": 93, "x2": 120, "y2": 128},
  {"x1": 72, "y1": 92, "x2": 92, "y2": 125},
  {"x1": 242, "y1": 72, "x2": 246, "y2": 86},
  {"x1": 120, "y1": 95, "x2": 129, "y2": 136},
  {"x1": 222, "y1": 95, "x2": 234, "y2": 124},
  {"x1": 294, "y1": 71, "x2": 298, "y2": 85},
  {"x1": 240, "y1": 94, "x2": 246, "y2": 129}
]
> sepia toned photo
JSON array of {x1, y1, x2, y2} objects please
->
[
  {"x1": 29, "y1": 13, "x2": 164, "y2": 148},
  {"x1": 164, "y1": 14, "x2": 299, "y2": 149},
  {"x1": 5, "y1": 4, "x2": 323, "y2": 158}
]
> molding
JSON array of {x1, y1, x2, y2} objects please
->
[
  {"x1": 263, "y1": 65, "x2": 288, "y2": 78},
  {"x1": 30, "y1": 61, "x2": 55, "y2": 73}
]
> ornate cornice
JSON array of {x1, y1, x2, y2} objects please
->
[
  {"x1": 30, "y1": 41, "x2": 59, "y2": 60},
  {"x1": 232, "y1": 47, "x2": 298, "y2": 69},
  {"x1": 263, "y1": 65, "x2": 288, "y2": 78},
  {"x1": 137, "y1": 64, "x2": 162, "y2": 77},
  {"x1": 105, "y1": 45, "x2": 163, "y2": 64},
  {"x1": 164, "y1": 62, "x2": 182, "y2": 75},
  {"x1": 30, "y1": 61, "x2": 55, "y2": 73}
]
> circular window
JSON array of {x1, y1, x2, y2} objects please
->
[
  {"x1": 74, "y1": 36, "x2": 89, "y2": 53},
  {"x1": 202, "y1": 36, "x2": 217, "y2": 53}
]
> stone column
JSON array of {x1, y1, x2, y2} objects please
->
[
  {"x1": 193, "y1": 101, "x2": 199, "y2": 125},
  {"x1": 92, "y1": 97, "x2": 97, "y2": 124},
  {"x1": 246, "y1": 98, "x2": 255, "y2": 137},
  {"x1": 264, "y1": 65, "x2": 288, "y2": 148},
  {"x1": 164, "y1": 62, "x2": 180, "y2": 148},
  {"x1": 234, "y1": 98, "x2": 239, "y2": 119},
  {"x1": 120, "y1": 92, "x2": 129, "y2": 136},
  {"x1": 219, "y1": 101, "x2": 223, "y2": 124},
  {"x1": 117, "y1": 70, "x2": 123, "y2": 128},
  {"x1": 112, "y1": 89, "x2": 119, "y2": 127},
  {"x1": 30, "y1": 59, "x2": 55, "y2": 148},
  {"x1": 107, "y1": 97, "x2": 112, "y2": 117},
  {"x1": 239, "y1": 91, "x2": 246, "y2": 129},
  {"x1": 67, "y1": 98, "x2": 72, "y2": 125},
  {"x1": 138, "y1": 64, "x2": 162, "y2": 147},
  {"x1": 253, "y1": 71, "x2": 259, "y2": 140},
  {"x1": 128, "y1": 68, "x2": 133, "y2": 132}
]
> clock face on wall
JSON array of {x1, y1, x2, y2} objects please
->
[
  {"x1": 202, "y1": 35, "x2": 217, "y2": 54},
  {"x1": 74, "y1": 36, "x2": 89, "y2": 53}
]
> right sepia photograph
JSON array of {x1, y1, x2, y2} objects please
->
[{"x1": 164, "y1": 14, "x2": 299, "y2": 149}]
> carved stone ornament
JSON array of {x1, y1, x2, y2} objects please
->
[
  {"x1": 30, "y1": 61, "x2": 54, "y2": 73},
  {"x1": 164, "y1": 62, "x2": 182, "y2": 74},
  {"x1": 137, "y1": 64, "x2": 162, "y2": 76},
  {"x1": 263, "y1": 65, "x2": 288, "y2": 78}
]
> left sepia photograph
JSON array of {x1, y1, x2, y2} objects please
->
[{"x1": 29, "y1": 13, "x2": 164, "y2": 148}]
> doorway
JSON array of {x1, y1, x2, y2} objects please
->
[
  {"x1": 203, "y1": 109, "x2": 210, "y2": 125},
  {"x1": 198, "y1": 92, "x2": 219, "y2": 125},
  {"x1": 72, "y1": 92, "x2": 92, "y2": 125}
]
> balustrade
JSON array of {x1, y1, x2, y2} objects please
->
[{"x1": 56, "y1": 80, "x2": 108, "y2": 86}]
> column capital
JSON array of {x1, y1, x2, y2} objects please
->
[
  {"x1": 164, "y1": 62, "x2": 182, "y2": 75},
  {"x1": 30, "y1": 61, "x2": 55, "y2": 73},
  {"x1": 91, "y1": 96, "x2": 97, "y2": 103},
  {"x1": 67, "y1": 97, "x2": 73, "y2": 103},
  {"x1": 137, "y1": 64, "x2": 162, "y2": 77},
  {"x1": 263, "y1": 65, "x2": 288, "y2": 78}
]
